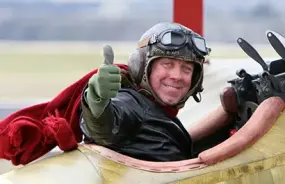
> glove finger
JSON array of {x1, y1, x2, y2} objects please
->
[
  {"x1": 108, "y1": 74, "x2": 121, "y2": 83},
  {"x1": 108, "y1": 83, "x2": 121, "y2": 91},
  {"x1": 103, "y1": 45, "x2": 114, "y2": 65},
  {"x1": 108, "y1": 65, "x2": 120, "y2": 74},
  {"x1": 99, "y1": 65, "x2": 120, "y2": 75},
  {"x1": 108, "y1": 90, "x2": 119, "y2": 98}
]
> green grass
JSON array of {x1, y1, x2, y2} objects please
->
[
  {"x1": 0, "y1": 53, "x2": 128, "y2": 73},
  {"x1": 0, "y1": 41, "x2": 279, "y2": 100},
  {"x1": 0, "y1": 53, "x2": 129, "y2": 100}
]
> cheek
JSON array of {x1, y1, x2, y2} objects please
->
[
  {"x1": 150, "y1": 69, "x2": 166, "y2": 83},
  {"x1": 184, "y1": 74, "x2": 193, "y2": 87},
  {"x1": 149, "y1": 72, "x2": 160, "y2": 88}
]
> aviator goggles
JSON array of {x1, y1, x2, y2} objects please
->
[{"x1": 138, "y1": 29, "x2": 211, "y2": 57}]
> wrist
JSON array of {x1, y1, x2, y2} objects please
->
[{"x1": 86, "y1": 87, "x2": 110, "y2": 118}]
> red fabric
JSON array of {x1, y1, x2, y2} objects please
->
[
  {"x1": 162, "y1": 106, "x2": 179, "y2": 118},
  {"x1": 0, "y1": 63, "x2": 179, "y2": 166},
  {"x1": 145, "y1": 96, "x2": 179, "y2": 118},
  {"x1": 0, "y1": 64, "x2": 128, "y2": 166},
  {"x1": 230, "y1": 129, "x2": 238, "y2": 136}
]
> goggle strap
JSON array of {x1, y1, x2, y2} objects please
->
[{"x1": 137, "y1": 38, "x2": 150, "y2": 48}]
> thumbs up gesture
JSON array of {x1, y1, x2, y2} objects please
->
[{"x1": 88, "y1": 45, "x2": 121, "y2": 100}]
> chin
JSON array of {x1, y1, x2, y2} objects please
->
[
  {"x1": 156, "y1": 93, "x2": 182, "y2": 106},
  {"x1": 162, "y1": 98, "x2": 180, "y2": 106}
]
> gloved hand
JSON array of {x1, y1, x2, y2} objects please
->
[{"x1": 86, "y1": 45, "x2": 121, "y2": 118}]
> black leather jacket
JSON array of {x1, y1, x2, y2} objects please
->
[{"x1": 80, "y1": 88, "x2": 193, "y2": 161}]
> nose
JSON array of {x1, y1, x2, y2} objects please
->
[{"x1": 169, "y1": 65, "x2": 183, "y2": 80}]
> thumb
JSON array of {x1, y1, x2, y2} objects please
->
[{"x1": 103, "y1": 45, "x2": 114, "y2": 65}]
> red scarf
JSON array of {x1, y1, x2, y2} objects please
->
[
  {"x1": 0, "y1": 64, "x2": 178, "y2": 166},
  {"x1": 145, "y1": 96, "x2": 179, "y2": 118},
  {"x1": 0, "y1": 64, "x2": 128, "y2": 165}
]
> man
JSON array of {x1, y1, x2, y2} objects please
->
[{"x1": 80, "y1": 22, "x2": 233, "y2": 161}]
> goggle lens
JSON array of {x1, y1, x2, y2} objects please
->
[
  {"x1": 161, "y1": 32, "x2": 185, "y2": 46},
  {"x1": 160, "y1": 31, "x2": 208, "y2": 55},
  {"x1": 137, "y1": 30, "x2": 211, "y2": 57},
  {"x1": 192, "y1": 36, "x2": 207, "y2": 54}
]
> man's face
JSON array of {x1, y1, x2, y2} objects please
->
[{"x1": 149, "y1": 57, "x2": 194, "y2": 106}]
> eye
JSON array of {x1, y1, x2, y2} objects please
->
[
  {"x1": 161, "y1": 61, "x2": 172, "y2": 68},
  {"x1": 182, "y1": 66, "x2": 193, "y2": 74}
]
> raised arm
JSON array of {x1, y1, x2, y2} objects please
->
[{"x1": 80, "y1": 45, "x2": 141, "y2": 145}]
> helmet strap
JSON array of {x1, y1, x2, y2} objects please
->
[{"x1": 193, "y1": 92, "x2": 202, "y2": 102}]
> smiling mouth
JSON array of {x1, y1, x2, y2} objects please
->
[{"x1": 163, "y1": 84, "x2": 181, "y2": 90}]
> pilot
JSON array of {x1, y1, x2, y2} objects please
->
[{"x1": 80, "y1": 22, "x2": 233, "y2": 161}]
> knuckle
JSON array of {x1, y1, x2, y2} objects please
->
[
  {"x1": 100, "y1": 65, "x2": 108, "y2": 70},
  {"x1": 88, "y1": 74, "x2": 97, "y2": 85},
  {"x1": 98, "y1": 69, "x2": 107, "y2": 76},
  {"x1": 118, "y1": 75, "x2": 122, "y2": 82},
  {"x1": 114, "y1": 66, "x2": 121, "y2": 73},
  {"x1": 97, "y1": 76, "x2": 105, "y2": 84},
  {"x1": 99, "y1": 66, "x2": 108, "y2": 73},
  {"x1": 113, "y1": 65, "x2": 119, "y2": 70},
  {"x1": 110, "y1": 91, "x2": 118, "y2": 98},
  {"x1": 117, "y1": 83, "x2": 121, "y2": 89}
]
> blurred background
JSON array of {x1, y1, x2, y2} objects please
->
[
  {"x1": 1, "y1": 0, "x2": 285, "y2": 115},
  {"x1": 0, "y1": 0, "x2": 285, "y2": 117},
  {"x1": 0, "y1": 0, "x2": 285, "y2": 42},
  {"x1": 0, "y1": 0, "x2": 284, "y2": 42}
]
